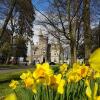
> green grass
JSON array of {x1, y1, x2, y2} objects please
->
[
  {"x1": 0, "y1": 65, "x2": 59, "y2": 97},
  {"x1": 0, "y1": 68, "x2": 34, "y2": 82},
  {"x1": 0, "y1": 68, "x2": 34, "y2": 98},
  {"x1": 0, "y1": 82, "x2": 13, "y2": 97},
  {"x1": 0, "y1": 64, "x2": 33, "y2": 69}
]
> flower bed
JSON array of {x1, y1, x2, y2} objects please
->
[{"x1": 5, "y1": 48, "x2": 100, "y2": 100}]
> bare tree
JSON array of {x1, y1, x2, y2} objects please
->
[
  {"x1": 0, "y1": 0, "x2": 35, "y2": 41},
  {"x1": 33, "y1": 0, "x2": 82, "y2": 64},
  {"x1": 83, "y1": 0, "x2": 91, "y2": 64}
]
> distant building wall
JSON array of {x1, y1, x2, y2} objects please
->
[{"x1": 32, "y1": 35, "x2": 66, "y2": 64}]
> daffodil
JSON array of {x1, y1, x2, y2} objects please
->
[
  {"x1": 66, "y1": 63, "x2": 89, "y2": 83},
  {"x1": 96, "y1": 96, "x2": 100, "y2": 100},
  {"x1": 5, "y1": 93, "x2": 17, "y2": 100},
  {"x1": 32, "y1": 84, "x2": 37, "y2": 94},
  {"x1": 33, "y1": 63, "x2": 53, "y2": 85},
  {"x1": 20, "y1": 70, "x2": 32, "y2": 80},
  {"x1": 85, "y1": 79, "x2": 90, "y2": 86},
  {"x1": 87, "y1": 68, "x2": 93, "y2": 77},
  {"x1": 85, "y1": 82, "x2": 100, "y2": 100},
  {"x1": 57, "y1": 79, "x2": 65, "y2": 94},
  {"x1": 48, "y1": 74, "x2": 65, "y2": 94},
  {"x1": 9, "y1": 80, "x2": 19, "y2": 89},
  {"x1": 78, "y1": 65, "x2": 89, "y2": 77},
  {"x1": 94, "y1": 72, "x2": 100, "y2": 79},
  {"x1": 60, "y1": 63, "x2": 68, "y2": 74},
  {"x1": 86, "y1": 85, "x2": 92, "y2": 99},
  {"x1": 20, "y1": 70, "x2": 35, "y2": 87},
  {"x1": 89, "y1": 48, "x2": 100, "y2": 72},
  {"x1": 24, "y1": 77, "x2": 34, "y2": 87},
  {"x1": 73, "y1": 63, "x2": 80, "y2": 69},
  {"x1": 56, "y1": 74, "x2": 65, "y2": 94}
]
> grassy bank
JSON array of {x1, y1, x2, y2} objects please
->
[
  {"x1": 0, "y1": 68, "x2": 34, "y2": 98},
  {"x1": 0, "y1": 64, "x2": 59, "y2": 97},
  {"x1": 0, "y1": 64, "x2": 34, "y2": 69},
  {"x1": 0, "y1": 68, "x2": 34, "y2": 82},
  {"x1": 0, "y1": 82, "x2": 13, "y2": 98}
]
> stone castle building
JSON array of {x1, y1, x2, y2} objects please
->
[{"x1": 31, "y1": 34, "x2": 64, "y2": 63}]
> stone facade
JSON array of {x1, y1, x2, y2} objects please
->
[
  {"x1": 32, "y1": 35, "x2": 48, "y2": 63},
  {"x1": 32, "y1": 35, "x2": 63, "y2": 63},
  {"x1": 50, "y1": 43, "x2": 60, "y2": 63}
]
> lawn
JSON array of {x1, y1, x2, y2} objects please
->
[
  {"x1": 0, "y1": 65, "x2": 59, "y2": 98},
  {"x1": 0, "y1": 68, "x2": 34, "y2": 98},
  {"x1": 0, "y1": 68, "x2": 34, "y2": 82},
  {"x1": 0, "y1": 82, "x2": 13, "y2": 98}
]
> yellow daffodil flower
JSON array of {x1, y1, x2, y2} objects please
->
[
  {"x1": 48, "y1": 74, "x2": 65, "y2": 94},
  {"x1": 20, "y1": 71, "x2": 32, "y2": 80},
  {"x1": 86, "y1": 86, "x2": 92, "y2": 99},
  {"x1": 20, "y1": 73, "x2": 27, "y2": 80},
  {"x1": 78, "y1": 65, "x2": 89, "y2": 77},
  {"x1": 49, "y1": 75, "x2": 57, "y2": 86},
  {"x1": 9, "y1": 80, "x2": 19, "y2": 89},
  {"x1": 89, "y1": 48, "x2": 100, "y2": 72},
  {"x1": 85, "y1": 79, "x2": 90, "y2": 86},
  {"x1": 87, "y1": 68, "x2": 93, "y2": 77},
  {"x1": 94, "y1": 72, "x2": 100, "y2": 79},
  {"x1": 73, "y1": 63, "x2": 80, "y2": 69},
  {"x1": 24, "y1": 77, "x2": 34, "y2": 87},
  {"x1": 5, "y1": 93, "x2": 17, "y2": 100},
  {"x1": 55, "y1": 74, "x2": 62, "y2": 84},
  {"x1": 32, "y1": 85, "x2": 37, "y2": 94},
  {"x1": 66, "y1": 63, "x2": 89, "y2": 83},
  {"x1": 60, "y1": 63, "x2": 68, "y2": 74},
  {"x1": 57, "y1": 79, "x2": 65, "y2": 94},
  {"x1": 96, "y1": 96, "x2": 100, "y2": 100},
  {"x1": 55, "y1": 74, "x2": 65, "y2": 94},
  {"x1": 33, "y1": 63, "x2": 53, "y2": 84},
  {"x1": 86, "y1": 82, "x2": 100, "y2": 100},
  {"x1": 20, "y1": 71, "x2": 34, "y2": 87}
]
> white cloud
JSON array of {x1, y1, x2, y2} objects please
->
[{"x1": 32, "y1": 11, "x2": 48, "y2": 43}]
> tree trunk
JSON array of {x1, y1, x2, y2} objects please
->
[
  {"x1": 98, "y1": 22, "x2": 100, "y2": 47},
  {"x1": 0, "y1": 1, "x2": 16, "y2": 40},
  {"x1": 67, "y1": 0, "x2": 78, "y2": 65},
  {"x1": 83, "y1": 0, "x2": 91, "y2": 64},
  {"x1": 70, "y1": 40, "x2": 77, "y2": 65}
]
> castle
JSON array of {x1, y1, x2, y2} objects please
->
[{"x1": 31, "y1": 34, "x2": 64, "y2": 64}]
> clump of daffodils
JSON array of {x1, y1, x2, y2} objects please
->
[
  {"x1": 9, "y1": 80, "x2": 19, "y2": 89},
  {"x1": 8, "y1": 48, "x2": 100, "y2": 100},
  {"x1": 85, "y1": 80, "x2": 100, "y2": 100},
  {"x1": 66, "y1": 63, "x2": 91, "y2": 83},
  {"x1": 48, "y1": 74, "x2": 65, "y2": 94},
  {"x1": 33, "y1": 63, "x2": 53, "y2": 85},
  {"x1": 59, "y1": 63, "x2": 68, "y2": 75}
]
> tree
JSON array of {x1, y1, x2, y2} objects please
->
[
  {"x1": 0, "y1": 0, "x2": 35, "y2": 41},
  {"x1": 0, "y1": 0, "x2": 35, "y2": 64},
  {"x1": 92, "y1": 22, "x2": 100, "y2": 51},
  {"x1": 83, "y1": 0, "x2": 91, "y2": 64},
  {"x1": 33, "y1": 0, "x2": 82, "y2": 64},
  {"x1": 0, "y1": 42, "x2": 11, "y2": 63},
  {"x1": 0, "y1": 29, "x2": 12, "y2": 63},
  {"x1": 13, "y1": 35, "x2": 27, "y2": 60}
]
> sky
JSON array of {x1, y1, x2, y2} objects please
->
[
  {"x1": 29, "y1": 0, "x2": 100, "y2": 56},
  {"x1": 28, "y1": 0, "x2": 49, "y2": 56},
  {"x1": 32, "y1": 0, "x2": 50, "y2": 44},
  {"x1": 32, "y1": 0, "x2": 49, "y2": 11}
]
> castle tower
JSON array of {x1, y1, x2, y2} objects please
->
[{"x1": 38, "y1": 29, "x2": 48, "y2": 63}]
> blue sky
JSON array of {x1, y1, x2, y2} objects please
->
[{"x1": 32, "y1": 0, "x2": 49, "y2": 11}]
